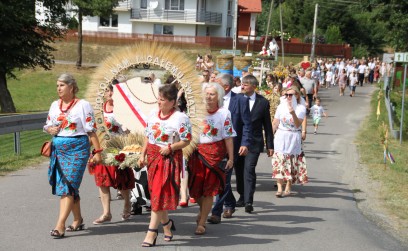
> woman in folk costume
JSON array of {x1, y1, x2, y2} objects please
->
[
  {"x1": 44, "y1": 73, "x2": 102, "y2": 238},
  {"x1": 138, "y1": 84, "x2": 192, "y2": 247},
  {"x1": 272, "y1": 86, "x2": 308, "y2": 198},
  {"x1": 188, "y1": 82, "x2": 236, "y2": 235},
  {"x1": 92, "y1": 82, "x2": 134, "y2": 225}
]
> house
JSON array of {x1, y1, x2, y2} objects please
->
[
  {"x1": 35, "y1": 0, "x2": 262, "y2": 44},
  {"x1": 237, "y1": 0, "x2": 261, "y2": 39},
  {"x1": 79, "y1": 0, "x2": 261, "y2": 38}
]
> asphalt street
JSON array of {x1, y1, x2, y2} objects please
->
[{"x1": 0, "y1": 84, "x2": 406, "y2": 251}]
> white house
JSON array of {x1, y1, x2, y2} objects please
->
[{"x1": 36, "y1": 0, "x2": 261, "y2": 39}]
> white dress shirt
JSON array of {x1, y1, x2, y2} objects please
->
[
  {"x1": 245, "y1": 92, "x2": 256, "y2": 111},
  {"x1": 223, "y1": 91, "x2": 232, "y2": 109}
]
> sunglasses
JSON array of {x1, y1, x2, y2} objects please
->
[{"x1": 285, "y1": 93, "x2": 294, "y2": 97}]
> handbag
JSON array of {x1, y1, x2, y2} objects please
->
[{"x1": 41, "y1": 140, "x2": 52, "y2": 157}]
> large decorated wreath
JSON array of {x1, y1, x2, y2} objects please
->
[{"x1": 99, "y1": 133, "x2": 145, "y2": 170}]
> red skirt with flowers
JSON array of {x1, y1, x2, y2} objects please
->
[
  {"x1": 93, "y1": 164, "x2": 135, "y2": 190},
  {"x1": 116, "y1": 167, "x2": 136, "y2": 190},
  {"x1": 188, "y1": 140, "x2": 227, "y2": 199},
  {"x1": 147, "y1": 143, "x2": 183, "y2": 211},
  {"x1": 93, "y1": 164, "x2": 117, "y2": 188}
]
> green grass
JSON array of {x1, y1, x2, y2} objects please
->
[
  {"x1": 8, "y1": 64, "x2": 96, "y2": 112},
  {"x1": 356, "y1": 86, "x2": 408, "y2": 221},
  {"x1": 0, "y1": 129, "x2": 51, "y2": 175},
  {"x1": 52, "y1": 41, "x2": 303, "y2": 68}
]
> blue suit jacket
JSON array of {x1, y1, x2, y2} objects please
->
[{"x1": 228, "y1": 92, "x2": 252, "y2": 158}]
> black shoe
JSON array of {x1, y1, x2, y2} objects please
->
[
  {"x1": 131, "y1": 202, "x2": 143, "y2": 215},
  {"x1": 236, "y1": 199, "x2": 245, "y2": 207},
  {"x1": 245, "y1": 203, "x2": 253, "y2": 213}
]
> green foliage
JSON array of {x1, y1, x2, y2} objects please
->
[
  {"x1": 0, "y1": 0, "x2": 66, "y2": 78},
  {"x1": 390, "y1": 87, "x2": 408, "y2": 138},
  {"x1": 72, "y1": 0, "x2": 119, "y2": 17},
  {"x1": 325, "y1": 25, "x2": 343, "y2": 44},
  {"x1": 256, "y1": 0, "x2": 406, "y2": 54},
  {"x1": 352, "y1": 44, "x2": 370, "y2": 58}
]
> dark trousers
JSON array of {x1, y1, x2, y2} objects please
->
[
  {"x1": 233, "y1": 155, "x2": 246, "y2": 201},
  {"x1": 306, "y1": 93, "x2": 313, "y2": 115},
  {"x1": 244, "y1": 151, "x2": 261, "y2": 204},
  {"x1": 358, "y1": 73, "x2": 364, "y2": 86},
  {"x1": 211, "y1": 162, "x2": 236, "y2": 217},
  {"x1": 368, "y1": 70, "x2": 374, "y2": 84}
]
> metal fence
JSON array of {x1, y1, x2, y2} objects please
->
[
  {"x1": 0, "y1": 112, "x2": 47, "y2": 155},
  {"x1": 63, "y1": 30, "x2": 352, "y2": 58}
]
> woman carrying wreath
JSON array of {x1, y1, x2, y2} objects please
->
[
  {"x1": 44, "y1": 73, "x2": 102, "y2": 238},
  {"x1": 138, "y1": 84, "x2": 192, "y2": 247},
  {"x1": 188, "y1": 83, "x2": 236, "y2": 235},
  {"x1": 91, "y1": 82, "x2": 134, "y2": 225}
]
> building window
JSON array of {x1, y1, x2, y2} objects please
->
[
  {"x1": 141, "y1": 0, "x2": 147, "y2": 9},
  {"x1": 206, "y1": 27, "x2": 210, "y2": 36},
  {"x1": 163, "y1": 25, "x2": 174, "y2": 35},
  {"x1": 228, "y1": 0, "x2": 233, "y2": 15},
  {"x1": 99, "y1": 14, "x2": 118, "y2": 27},
  {"x1": 154, "y1": 24, "x2": 174, "y2": 35},
  {"x1": 165, "y1": 0, "x2": 184, "y2": 10},
  {"x1": 154, "y1": 24, "x2": 162, "y2": 34},
  {"x1": 226, "y1": 27, "x2": 231, "y2": 37}
]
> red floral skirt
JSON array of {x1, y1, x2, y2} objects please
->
[
  {"x1": 93, "y1": 164, "x2": 117, "y2": 188},
  {"x1": 188, "y1": 141, "x2": 226, "y2": 199},
  {"x1": 93, "y1": 164, "x2": 135, "y2": 190},
  {"x1": 116, "y1": 168, "x2": 136, "y2": 190},
  {"x1": 147, "y1": 143, "x2": 182, "y2": 211}
]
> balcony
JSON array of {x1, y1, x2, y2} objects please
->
[
  {"x1": 130, "y1": 9, "x2": 222, "y2": 25},
  {"x1": 114, "y1": 0, "x2": 131, "y2": 11}
]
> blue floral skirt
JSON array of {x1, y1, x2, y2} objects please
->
[{"x1": 48, "y1": 135, "x2": 90, "y2": 200}]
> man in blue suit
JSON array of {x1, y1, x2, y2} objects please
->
[
  {"x1": 241, "y1": 75, "x2": 274, "y2": 213},
  {"x1": 207, "y1": 73, "x2": 252, "y2": 224}
]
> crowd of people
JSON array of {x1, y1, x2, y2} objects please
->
[{"x1": 43, "y1": 55, "x2": 388, "y2": 246}]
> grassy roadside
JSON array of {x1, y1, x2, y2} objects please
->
[{"x1": 355, "y1": 86, "x2": 408, "y2": 221}]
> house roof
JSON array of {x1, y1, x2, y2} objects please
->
[{"x1": 239, "y1": 0, "x2": 262, "y2": 13}]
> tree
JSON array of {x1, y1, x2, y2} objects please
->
[
  {"x1": 325, "y1": 25, "x2": 343, "y2": 44},
  {"x1": 0, "y1": 0, "x2": 67, "y2": 113},
  {"x1": 69, "y1": 0, "x2": 119, "y2": 68}
]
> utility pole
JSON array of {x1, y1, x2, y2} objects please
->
[
  {"x1": 232, "y1": 0, "x2": 238, "y2": 55},
  {"x1": 310, "y1": 3, "x2": 319, "y2": 62},
  {"x1": 279, "y1": 2, "x2": 284, "y2": 65},
  {"x1": 264, "y1": 0, "x2": 274, "y2": 48}
]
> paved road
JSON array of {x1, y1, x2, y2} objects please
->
[{"x1": 0, "y1": 85, "x2": 406, "y2": 251}]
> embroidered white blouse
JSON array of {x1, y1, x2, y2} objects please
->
[
  {"x1": 145, "y1": 110, "x2": 192, "y2": 146},
  {"x1": 199, "y1": 108, "x2": 236, "y2": 144},
  {"x1": 44, "y1": 99, "x2": 97, "y2": 136}
]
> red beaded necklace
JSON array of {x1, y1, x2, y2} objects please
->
[
  {"x1": 207, "y1": 107, "x2": 219, "y2": 115},
  {"x1": 103, "y1": 102, "x2": 113, "y2": 113},
  {"x1": 59, "y1": 98, "x2": 77, "y2": 113},
  {"x1": 158, "y1": 108, "x2": 175, "y2": 120}
]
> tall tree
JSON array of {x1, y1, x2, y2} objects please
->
[
  {"x1": 0, "y1": 0, "x2": 67, "y2": 113},
  {"x1": 70, "y1": 0, "x2": 119, "y2": 68}
]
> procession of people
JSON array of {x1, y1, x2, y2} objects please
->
[{"x1": 43, "y1": 54, "x2": 387, "y2": 246}]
